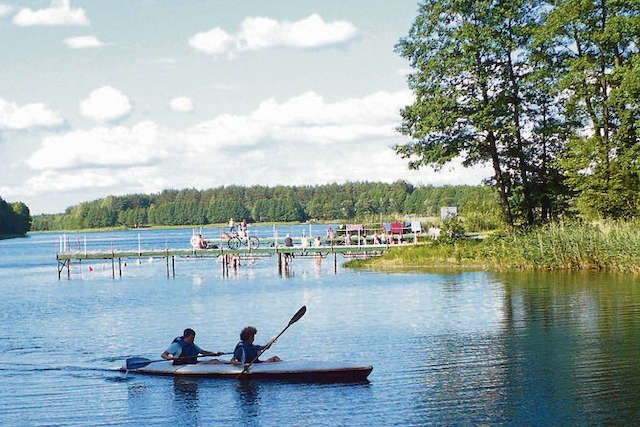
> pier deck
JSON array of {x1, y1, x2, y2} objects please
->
[
  {"x1": 56, "y1": 244, "x2": 391, "y2": 261},
  {"x1": 55, "y1": 243, "x2": 395, "y2": 279}
]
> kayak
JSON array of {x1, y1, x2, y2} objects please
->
[{"x1": 120, "y1": 360, "x2": 372, "y2": 383}]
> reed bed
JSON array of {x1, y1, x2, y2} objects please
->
[{"x1": 347, "y1": 221, "x2": 640, "y2": 273}]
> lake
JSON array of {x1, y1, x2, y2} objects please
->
[{"x1": 1, "y1": 226, "x2": 639, "y2": 425}]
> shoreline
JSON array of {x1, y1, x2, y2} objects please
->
[
  {"x1": 345, "y1": 222, "x2": 640, "y2": 274},
  {"x1": 28, "y1": 220, "x2": 345, "y2": 234}
]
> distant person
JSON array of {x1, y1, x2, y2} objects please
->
[
  {"x1": 239, "y1": 219, "x2": 248, "y2": 239},
  {"x1": 284, "y1": 234, "x2": 293, "y2": 247},
  {"x1": 313, "y1": 236, "x2": 322, "y2": 247},
  {"x1": 372, "y1": 232, "x2": 381, "y2": 244},
  {"x1": 161, "y1": 328, "x2": 223, "y2": 365},
  {"x1": 326, "y1": 226, "x2": 334, "y2": 240},
  {"x1": 344, "y1": 232, "x2": 350, "y2": 245},
  {"x1": 198, "y1": 234, "x2": 206, "y2": 249},
  {"x1": 283, "y1": 234, "x2": 294, "y2": 262},
  {"x1": 228, "y1": 218, "x2": 236, "y2": 233},
  {"x1": 231, "y1": 326, "x2": 281, "y2": 365}
]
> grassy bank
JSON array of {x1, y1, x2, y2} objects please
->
[{"x1": 346, "y1": 221, "x2": 640, "y2": 274}]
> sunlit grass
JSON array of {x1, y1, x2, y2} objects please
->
[{"x1": 346, "y1": 221, "x2": 640, "y2": 273}]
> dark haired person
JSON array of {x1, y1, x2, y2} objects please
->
[
  {"x1": 231, "y1": 326, "x2": 281, "y2": 365},
  {"x1": 161, "y1": 328, "x2": 223, "y2": 365}
]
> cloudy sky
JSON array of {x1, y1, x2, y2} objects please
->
[{"x1": 0, "y1": 0, "x2": 489, "y2": 214}]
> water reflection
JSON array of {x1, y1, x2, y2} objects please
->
[
  {"x1": 410, "y1": 271, "x2": 640, "y2": 424},
  {"x1": 172, "y1": 378, "x2": 200, "y2": 424},
  {"x1": 234, "y1": 381, "x2": 262, "y2": 423},
  {"x1": 495, "y1": 272, "x2": 640, "y2": 423}
]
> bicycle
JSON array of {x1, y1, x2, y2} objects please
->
[{"x1": 226, "y1": 231, "x2": 260, "y2": 250}]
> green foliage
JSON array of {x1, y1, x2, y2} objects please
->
[
  {"x1": 439, "y1": 217, "x2": 466, "y2": 243},
  {"x1": 351, "y1": 221, "x2": 640, "y2": 273},
  {"x1": 207, "y1": 199, "x2": 251, "y2": 224},
  {"x1": 0, "y1": 197, "x2": 31, "y2": 236},
  {"x1": 396, "y1": 0, "x2": 640, "y2": 225},
  {"x1": 30, "y1": 183, "x2": 500, "y2": 231},
  {"x1": 542, "y1": 0, "x2": 640, "y2": 219},
  {"x1": 348, "y1": 221, "x2": 640, "y2": 273}
]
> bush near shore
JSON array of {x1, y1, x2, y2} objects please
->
[{"x1": 346, "y1": 221, "x2": 640, "y2": 274}]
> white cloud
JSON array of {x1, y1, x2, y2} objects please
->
[
  {"x1": 28, "y1": 121, "x2": 164, "y2": 170},
  {"x1": 13, "y1": 0, "x2": 89, "y2": 26},
  {"x1": 169, "y1": 97, "x2": 194, "y2": 112},
  {"x1": 190, "y1": 14, "x2": 357, "y2": 56},
  {"x1": 80, "y1": 86, "x2": 132, "y2": 122},
  {"x1": 0, "y1": 98, "x2": 64, "y2": 130},
  {"x1": 239, "y1": 14, "x2": 357, "y2": 50},
  {"x1": 15, "y1": 90, "x2": 490, "y2": 211},
  {"x1": 188, "y1": 27, "x2": 234, "y2": 55},
  {"x1": 8, "y1": 167, "x2": 164, "y2": 197},
  {"x1": 184, "y1": 90, "x2": 412, "y2": 150},
  {"x1": 0, "y1": 4, "x2": 13, "y2": 17},
  {"x1": 63, "y1": 35, "x2": 105, "y2": 49}
]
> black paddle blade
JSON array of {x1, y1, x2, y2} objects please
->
[
  {"x1": 288, "y1": 305, "x2": 306, "y2": 326},
  {"x1": 125, "y1": 357, "x2": 154, "y2": 370}
]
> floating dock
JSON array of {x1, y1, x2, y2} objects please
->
[{"x1": 55, "y1": 243, "x2": 395, "y2": 279}]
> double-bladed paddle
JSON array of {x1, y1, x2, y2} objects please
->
[
  {"x1": 125, "y1": 353, "x2": 231, "y2": 370},
  {"x1": 239, "y1": 305, "x2": 307, "y2": 376}
]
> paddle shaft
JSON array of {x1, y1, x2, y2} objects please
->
[
  {"x1": 126, "y1": 352, "x2": 231, "y2": 370},
  {"x1": 240, "y1": 305, "x2": 306, "y2": 375},
  {"x1": 169, "y1": 352, "x2": 232, "y2": 362}
]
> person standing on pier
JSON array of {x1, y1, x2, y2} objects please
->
[
  {"x1": 228, "y1": 218, "x2": 235, "y2": 233},
  {"x1": 239, "y1": 218, "x2": 248, "y2": 239},
  {"x1": 231, "y1": 326, "x2": 281, "y2": 365},
  {"x1": 161, "y1": 328, "x2": 223, "y2": 365}
]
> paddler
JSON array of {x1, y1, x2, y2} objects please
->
[
  {"x1": 161, "y1": 328, "x2": 224, "y2": 365},
  {"x1": 231, "y1": 326, "x2": 281, "y2": 365}
]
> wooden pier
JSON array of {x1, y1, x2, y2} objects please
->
[{"x1": 56, "y1": 244, "x2": 394, "y2": 279}]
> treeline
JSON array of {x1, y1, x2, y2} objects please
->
[
  {"x1": 31, "y1": 182, "x2": 502, "y2": 231},
  {"x1": 0, "y1": 196, "x2": 31, "y2": 236},
  {"x1": 396, "y1": 0, "x2": 640, "y2": 226}
]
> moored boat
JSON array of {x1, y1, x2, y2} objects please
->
[{"x1": 120, "y1": 360, "x2": 372, "y2": 383}]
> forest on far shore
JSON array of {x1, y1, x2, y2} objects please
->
[
  {"x1": 0, "y1": 196, "x2": 31, "y2": 237},
  {"x1": 31, "y1": 182, "x2": 503, "y2": 232}
]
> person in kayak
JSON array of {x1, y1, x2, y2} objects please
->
[
  {"x1": 161, "y1": 328, "x2": 223, "y2": 365},
  {"x1": 231, "y1": 326, "x2": 281, "y2": 365}
]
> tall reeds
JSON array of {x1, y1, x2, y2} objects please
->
[{"x1": 347, "y1": 221, "x2": 640, "y2": 273}]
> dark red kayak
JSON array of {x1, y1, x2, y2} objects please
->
[{"x1": 120, "y1": 359, "x2": 372, "y2": 383}]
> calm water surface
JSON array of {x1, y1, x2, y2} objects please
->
[{"x1": 1, "y1": 227, "x2": 639, "y2": 425}]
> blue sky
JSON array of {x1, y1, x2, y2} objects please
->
[{"x1": 0, "y1": 0, "x2": 489, "y2": 214}]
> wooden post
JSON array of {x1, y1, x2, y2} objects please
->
[
  {"x1": 334, "y1": 252, "x2": 337, "y2": 274},
  {"x1": 118, "y1": 257, "x2": 122, "y2": 277},
  {"x1": 67, "y1": 259, "x2": 71, "y2": 279},
  {"x1": 171, "y1": 256, "x2": 175, "y2": 278},
  {"x1": 277, "y1": 251, "x2": 282, "y2": 275},
  {"x1": 111, "y1": 255, "x2": 115, "y2": 279},
  {"x1": 222, "y1": 254, "x2": 228, "y2": 277},
  {"x1": 222, "y1": 254, "x2": 225, "y2": 276},
  {"x1": 165, "y1": 250, "x2": 170, "y2": 278}
]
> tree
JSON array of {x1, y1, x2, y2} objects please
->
[
  {"x1": 10, "y1": 202, "x2": 31, "y2": 234},
  {"x1": 394, "y1": 0, "x2": 571, "y2": 227},
  {"x1": 0, "y1": 197, "x2": 31, "y2": 235},
  {"x1": 540, "y1": 0, "x2": 640, "y2": 219}
]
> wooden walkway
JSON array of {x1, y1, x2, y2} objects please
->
[{"x1": 56, "y1": 243, "x2": 395, "y2": 279}]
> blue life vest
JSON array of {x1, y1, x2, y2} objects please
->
[
  {"x1": 173, "y1": 337, "x2": 199, "y2": 365},
  {"x1": 233, "y1": 341, "x2": 263, "y2": 364}
]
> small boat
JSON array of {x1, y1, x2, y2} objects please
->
[{"x1": 120, "y1": 360, "x2": 372, "y2": 383}]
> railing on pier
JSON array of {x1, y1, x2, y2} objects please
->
[{"x1": 55, "y1": 243, "x2": 397, "y2": 279}]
